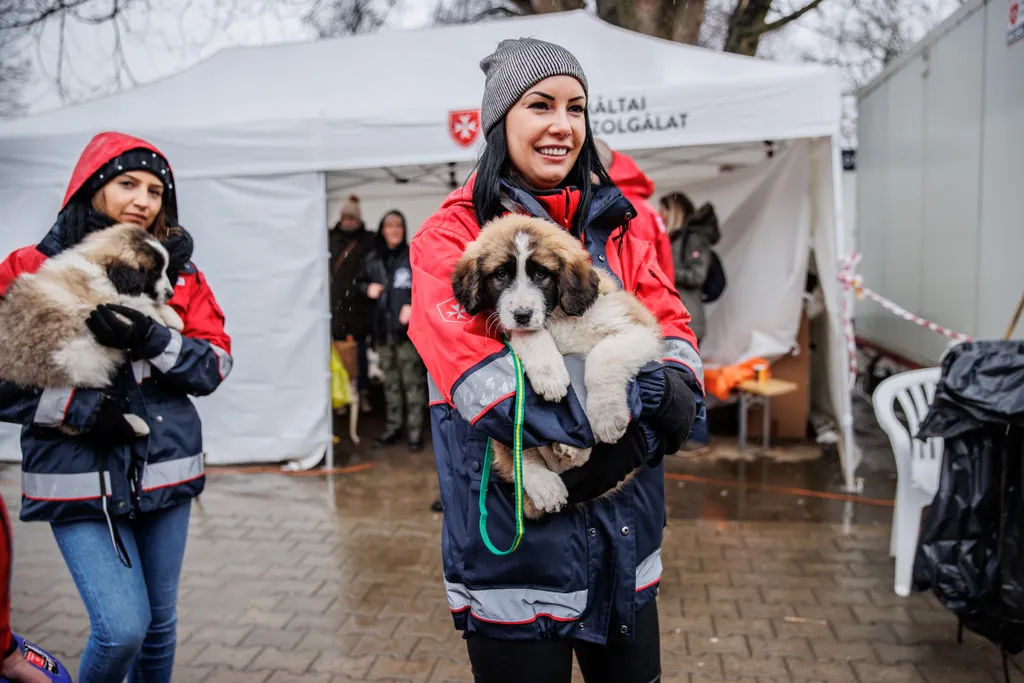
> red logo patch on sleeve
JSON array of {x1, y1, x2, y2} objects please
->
[{"x1": 437, "y1": 297, "x2": 470, "y2": 323}]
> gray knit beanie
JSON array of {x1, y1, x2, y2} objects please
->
[{"x1": 479, "y1": 38, "x2": 588, "y2": 136}]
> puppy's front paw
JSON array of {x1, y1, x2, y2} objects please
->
[
  {"x1": 552, "y1": 443, "x2": 592, "y2": 469},
  {"x1": 527, "y1": 361, "x2": 571, "y2": 402},
  {"x1": 588, "y1": 393, "x2": 631, "y2": 444},
  {"x1": 159, "y1": 306, "x2": 184, "y2": 331},
  {"x1": 523, "y1": 468, "x2": 568, "y2": 514},
  {"x1": 122, "y1": 413, "x2": 150, "y2": 437}
]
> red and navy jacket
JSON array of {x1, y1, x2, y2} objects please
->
[
  {"x1": 0, "y1": 133, "x2": 232, "y2": 525},
  {"x1": 408, "y1": 178, "x2": 704, "y2": 644}
]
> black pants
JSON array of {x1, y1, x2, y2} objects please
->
[{"x1": 466, "y1": 600, "x2": 660, "y2": 683}]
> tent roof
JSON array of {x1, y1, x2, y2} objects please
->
[{"x1": 0, "y1": 11, "x2": 842, "y2": 184}]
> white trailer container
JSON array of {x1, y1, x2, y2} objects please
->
[{"x1": 855, "y1": 0, "x2": 1024, "y2": 365}]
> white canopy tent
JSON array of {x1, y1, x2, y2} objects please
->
[{"x1": 0, "y1": 11, "x2": 859, "y2": 488}]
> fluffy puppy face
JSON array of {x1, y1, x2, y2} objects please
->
[
  {"x1": 77, "y1": 224, "x2": 175, "y2": 303},
  {"x1": 452, "y1": 215, "x2": 600, "y2": 331}
]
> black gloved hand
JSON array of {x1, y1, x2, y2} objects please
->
[
  {"x1": 86, "y1": 304, "x2": 158, "y2": 356},
  {"x1": 84, "y1": 395, "x2": 141, "y2": 445},
  {"x1": 561, "y1": 420, "x2": 649, "y2": 506},
  {"x1": 652, "y1": 367, "x2": 697, "y2": 455},
  {"x1": 559, "y1": 368, "x2": 697, "y2": 506}
]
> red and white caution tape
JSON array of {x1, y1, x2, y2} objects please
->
[{"x1": 837, "y1": 252, "x2": 973, "y2": 384}]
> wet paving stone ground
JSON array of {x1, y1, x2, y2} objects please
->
[{"x1": 1, "y1": 407, "x2": 1020, "y2": 682}]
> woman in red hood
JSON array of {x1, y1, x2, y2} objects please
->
[{"x1": 0, "y1": 132, "x2": 233, "y2": 683}]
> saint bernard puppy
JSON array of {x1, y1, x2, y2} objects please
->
[
  {"x1": 0, "y1": 223, "x2": 184, "y2": 437},
  {"x1": 452, "y1": 214, "x2": 664, "y2": 519}
]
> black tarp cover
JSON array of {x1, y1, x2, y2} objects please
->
[{"x1": 913, "y1": 340, "x2": 1024, "y2": 653}]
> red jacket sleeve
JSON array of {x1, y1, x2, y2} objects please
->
[
  {"x1": 0, "y1": 247, "x2": 46, "y2": 298},
  {"x1": 626, "y1": 239, "x2": 704, "y2": 393},
  {"x1": 408, "y1": 211, "x2": 506, "y2": 409},
  {"x1": 0, "y1": 496, "x2": 13, "y2": 658}
]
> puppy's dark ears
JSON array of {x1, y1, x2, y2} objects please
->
[
  {"x1": 558, "y1": 257, "x2": 600, "y2": 317},
  {"x1": 107, "y1": 264, "x2": 149, "y2": 296},
  {"x1": 451, "y1": 254, "x2": 484, "y2": 316}
]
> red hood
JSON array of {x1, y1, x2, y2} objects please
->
[
  {"x1": 608, "y1": 151, "x2": 655, "y2": 201},
  {"x1": 62, "y1": 132, "x2": 173, "y2": 209},
  {"x1": 439, "y1": 175, "x2": 582, "y2": 231}
]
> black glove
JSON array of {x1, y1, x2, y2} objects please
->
[
  {"x1": 84, "y1": 396, "x2": 141, "y2": 444},
  {"x1": 561, "y1": 420, "x2": 649, "y2": 506},
  {"x1": 86, "y1": 304, "x2": 158, "y2": 356},
  {"x1": 560, "y1": 369, "x2": 697, "y2": 506},
  {"x1": 651, "y1": 367, "x2": 697, "y2": 455}
]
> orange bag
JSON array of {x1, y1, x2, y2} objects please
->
[{"x1": 704, "y1": 357, "x2": 771, "y2": 401}]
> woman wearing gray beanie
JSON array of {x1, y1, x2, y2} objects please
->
[{"x1": 407, "y1": 37, "x2": 705, "y2": 683}]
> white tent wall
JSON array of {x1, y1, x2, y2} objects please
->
[
  {"x1": 0, "y1": 10, "x2": 854, "y2": 482},
  {"x1": 855, "y1": 0, "x2": 1024, "y2": 366},
  {"x1": 0, "y1": 172, "x2": 332, "y2": 466}
]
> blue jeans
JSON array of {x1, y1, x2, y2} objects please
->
[{"x1": 50, "y1": 500, "x2": 192, "y2": 683}]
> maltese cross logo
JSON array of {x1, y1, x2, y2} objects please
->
[
  {"x1": 437, "y1": 297, "x2": 470, "y2": 324},
  {"x1": 448, "y1": 109, "x2": 482, "y2": 148}
]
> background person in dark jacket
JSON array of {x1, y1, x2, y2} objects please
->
[
  {"x1": 659, "y1": 192, "x2": 721, "y2": 344},
  {"x1": 358, "y1": 210, "x2": 427, "y2": 452},
  {"x1": 329, "y1": 194, "x2": 377, "y2": 410}
]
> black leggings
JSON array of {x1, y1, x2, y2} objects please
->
[{"x1": 466, "y1": 600, "x2": 660, "y2": 683}]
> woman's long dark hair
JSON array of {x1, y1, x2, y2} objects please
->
[{"x1": 472, "y1": 111, "x2": 613, "y2": 235}]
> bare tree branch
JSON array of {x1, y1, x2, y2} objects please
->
[{"x1": 757, "y1": 0, "x2": 826, "y2": 35}]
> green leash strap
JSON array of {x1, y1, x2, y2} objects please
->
[{"x1": 478, "y1": 341, "x2": 526, "y2": 555}]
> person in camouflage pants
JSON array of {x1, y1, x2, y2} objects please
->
[
  {"x1": 376, "y1": 341, "x2": 427, "y2": 445},
  {"x1": 358, "y1": 210, "x2": 428, "y2": 451}
]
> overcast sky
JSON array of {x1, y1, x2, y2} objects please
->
[{"x1": 13, "y1": 0, "x2": 963, "y2": 117}]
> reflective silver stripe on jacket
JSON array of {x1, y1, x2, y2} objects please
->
[
  {"x1": 445, "y1": 580, "x2": 587, "y2": 624},
  {"x1": 427, "y1": 373, "x2": 445, "y2": 404},
  {"x1": 211, "y1": 344, "x2": 233, "y2": 380},
  {"x1": 132, "y1": 360, "x2": 152, "y2": 384},
  {"x1": 32, "y1": 388, "x2": 74, "y2": 427},
  {"x1": 22, "y1": 470, "x2": 112, "y2": 501},
  {"x1": 635, "y1": 548, "x2": 662, "y2": 591},
  {"x1": 663, "y1": 338, "x2": 704, "y2": 388},
  {"x1": 141, "y1": 453, "x2": 204, "y2": 491},
  {"x1": 151, "y1": 329, "x2": 183, "y2": 374},
  {"x1": 451, "y1": 354, "x2": 518, "y2": 423}
]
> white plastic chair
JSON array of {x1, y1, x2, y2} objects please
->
[{"x1": 872, "y1": 367, "x2": 944, "y2": 597}]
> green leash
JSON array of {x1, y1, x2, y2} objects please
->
[{"x1": 478, "y1": 341, "x2": 526, "y2": 555}]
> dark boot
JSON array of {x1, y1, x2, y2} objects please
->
[
  {"x1": 430, "y1": 498, "x2": 443, "y2": 513},
  {"x1": 373, "y1": 427, "x2": 402, "y2": 449},
  {"x1": 407, "y1": 428, "x2": 424, "y2": 452}
]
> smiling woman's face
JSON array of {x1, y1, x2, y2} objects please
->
[
  {"x1": 504, "y1": 75, "x2": 587, "y2": 191},
  {"x1": 92, "y1": 170, "x2": 164, "y2": 229}
]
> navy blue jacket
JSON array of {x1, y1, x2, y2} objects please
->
[
  {"x1": 0, "y1": 222, "x2": 233, "y2": 527},
  {"x1": 409, "y1": 178, "x2": 705, "y2": 644}
]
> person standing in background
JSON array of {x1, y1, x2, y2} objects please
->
[
  {"x1": 659, "y1": 191, "x2": 720, "y2": 344},
  {"x1": 595, "y1": 139, "x2": 674, "y2": 282},
  {"x1": 329, "y1": 195, "x2": 377, "y2": 412},
  {"x1": 358, "y1": 210, "x2": 427, "y2": 452}
]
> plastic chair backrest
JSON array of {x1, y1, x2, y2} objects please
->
[{"x1": 872, "y1": 367, "x2": 944, "y2": 485}]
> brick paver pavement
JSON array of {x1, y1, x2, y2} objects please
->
[{"x1": 2, "y1": 450, "x2": 1019, "y2": 682}]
